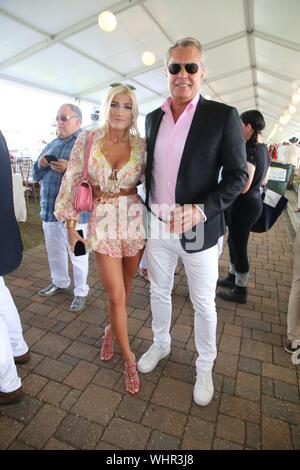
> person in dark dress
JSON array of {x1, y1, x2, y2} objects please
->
[{"x1": 217, "y1": 110, "x2": 270, "y2": 304}]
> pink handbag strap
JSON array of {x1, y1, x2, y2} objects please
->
[{"x1": 82, "y1": 131, "x2": 94, "y2": 180}]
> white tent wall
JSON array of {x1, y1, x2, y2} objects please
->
[{"x1": 0, "y1": 0, "x2": 299, "y2": 144}]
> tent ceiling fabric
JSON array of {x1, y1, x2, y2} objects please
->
[{"x1": 0, "y1": 0, "x2": 299, "y2": 142}]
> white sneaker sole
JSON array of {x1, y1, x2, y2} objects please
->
[
  {"x1": 137, "y1": 349, "x2": 170, "y2": 374},
  {"x1": 193, "y1": 387, "x2": 214, "y2": 406},
  {"x1": 193, "y1": 394, "x2": 214, "y2": 407},
  {"x1": 38, "y1": 288, "x2": 67, "y2": 297},
  {"x1": 69, "y1": 304, "x2": 86, "y2": 312}
]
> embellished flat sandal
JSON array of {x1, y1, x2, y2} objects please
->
[
  {"x1": 124, "y1": 361, "x2": 140, "y2": 395},
  {"x1": 100, "y1": 326, "x2": 115, "y2": 362}
]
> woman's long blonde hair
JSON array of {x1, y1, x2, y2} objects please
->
[{"x1": 99, "y1": 85, "x2": 140, "y2": 139}]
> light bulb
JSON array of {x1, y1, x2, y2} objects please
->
[
  {"x1": 142, "y1": 51, "x2": 156, "y2": 66},
  {"x1": 280, "y1": 114, "x2": 291, "y2": 125},
  {"x1": 98, "y1": 11, "x2": 117, "y2": 32},
  {"x1": 291, "y1": 93, "x2": 300, "y2": 104}
]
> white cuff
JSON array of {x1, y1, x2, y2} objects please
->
[{"x1": 194, "y1": 204, "x2": 207, "y2": 223}]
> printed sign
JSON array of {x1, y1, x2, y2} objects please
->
[{"x1": 269, "y1": 167, "x2": 287, "y2": 182}]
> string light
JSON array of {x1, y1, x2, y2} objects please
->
[
  {"x1": 291, "y1": 93, "x2": 300, "y2": 104},
  {"x1": 289, "y1": 105, "x2": 297, "y2": 114},
  {"x1": 280, "y1": 114, "x2": 291, "y2": 125}
]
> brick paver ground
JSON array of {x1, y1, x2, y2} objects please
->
[{"x1": 1, "y1": 210, "x2": 299, "y2": 450}]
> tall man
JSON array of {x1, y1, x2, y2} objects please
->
[
  {"x1": 0, "y1": 130, "x2": 30, "y2": 405},
  {"x1": 137, "y1": 38, "x2": 248, "y2": 406},
  {"x1": 33, "y1": 104, "x2": 89, "y2": 312}
]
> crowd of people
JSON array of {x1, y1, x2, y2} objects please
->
[{"x1": 1, "y1": 36, "x2": 299, "y2": 407}]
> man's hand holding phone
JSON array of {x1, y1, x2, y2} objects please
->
[
  {"x1": 39, "y1": 154, "x2": 58, "y2": 168},
  {"x1": 45, "y1": 155, "x2": 58, "y2": 163},
  {"x1": 39, "y1": 155, "x2": 68, "y2": 172},
  {"x1": 39, "y1": 155, "x2": 50, "y2": 168},
  {"x1": 50, "y1": 159, "x2": 68, "y2": 173}
]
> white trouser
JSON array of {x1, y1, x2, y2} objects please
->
[
  {"x1": 287, "y1": 227, "x2": 300, "y2": 341},
  {"x1": 0, "y1": 277, "x2": 28, "y2": 392},
  {"x1": 139, "y1": 252, "x2": 147, "y2": 269},
  {"x1": 138, "y1": 184, "x2": 147, "y2": 270},
  {"x1": 43, "y1": 221, "x2": 89, "y2": 297},
  {"x1": 146, "y1": 216, "x2": 218, "y2": 373},
  {"x1": 217, "y1": 235, "x2": 224, "y2": 259}
]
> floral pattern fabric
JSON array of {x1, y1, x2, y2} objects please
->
[{"x1": 55, "y1": 129, "x2": 146, "y2": 258}]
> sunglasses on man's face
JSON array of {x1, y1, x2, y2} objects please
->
[
  {"x1": 56, "y1": 115, "x2": 79, "y2": 122},
  {"x1": 167, "y1": 63, "x2": 200, "y2": 75}
]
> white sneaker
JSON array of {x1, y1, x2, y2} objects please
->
[
  {"x1": 193, "y1": 370, "x2": 214, "y2": 406},
  {"x1": 137, "y1": 343, "x2": 170, "y2": 373}
]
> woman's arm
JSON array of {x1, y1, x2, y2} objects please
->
[
  {"x1": 241, "y1": 161, "x2": 256, "y2": 194},
  {"x1": 54, "y1": 131, "x2": 88, "y2": 223}
]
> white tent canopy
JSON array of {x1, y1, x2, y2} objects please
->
[{"x1": 0, "y1": 0, "x2": 300, "y2": 143}]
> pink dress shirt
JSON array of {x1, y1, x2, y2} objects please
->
[{"x1": 150, "y1": 93, "x2": 200, "y2": 219}]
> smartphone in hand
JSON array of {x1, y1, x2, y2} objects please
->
[
  {"x1": 45, "y1": 155, "x2": 58, "y2": 163},
  {"x1": 74, "y1": 229, "x2": 86, "y2": 256}
]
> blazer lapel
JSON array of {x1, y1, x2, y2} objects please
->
[
  {"x1": 177, "y1": 95, "x2": 209, "y2": 179},
  {"x1": 146, "y1": 108, "x2": 164, "y2": 205}
]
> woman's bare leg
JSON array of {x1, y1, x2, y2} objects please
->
[
  {"x1": 95, "y1": 253, "x2": 131, "y2": 358},
  {"x1": 102, "y1": 247, "x2": 144, "y2": 338},
  {"x1": 123, "y1": 248, "x2": 144, "y2": 304},
  {"x1": 94, "y1": 252, "x2": 140, "y2": 393}
]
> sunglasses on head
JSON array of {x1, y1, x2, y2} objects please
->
[
  {"x1": 110, "y1": 82, "x2": 136, "y2": 90},
  {"x1": 56, "y1": 115, "x2": 79, "y2": 122},
  {"x1": 167, "y1": 63, "x2": 200, "y2": 75}
]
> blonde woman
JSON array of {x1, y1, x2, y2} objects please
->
[{"x1": 55, "y1": 85, "x2": 146, "y2": 395}]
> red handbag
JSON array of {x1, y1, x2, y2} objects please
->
[{"x1": 75, "y1": 131, "x2": 94, "y2": 211}]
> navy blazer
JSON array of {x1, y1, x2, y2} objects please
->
[
  {"x1": 0, "y1": 131, "x2": 23, "y2": 275},
  {"x1": 145, "y1": 95, "x2": 248, "y2": 252}
]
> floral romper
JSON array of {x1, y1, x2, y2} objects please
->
[{"x1": 55, "y1": 129, "x2": 146, "y2": 258}]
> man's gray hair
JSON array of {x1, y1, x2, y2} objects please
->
[
  {"x1": 64, "y1": 103, "x2": 82, "y2": 123},
  {"x1": 166, "y1": 37, "x2": 205, "y2": 65}
]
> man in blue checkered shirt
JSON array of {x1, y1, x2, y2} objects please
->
[{"x1": 33, "y1": 103, "x2": 89, "y2": 312}]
